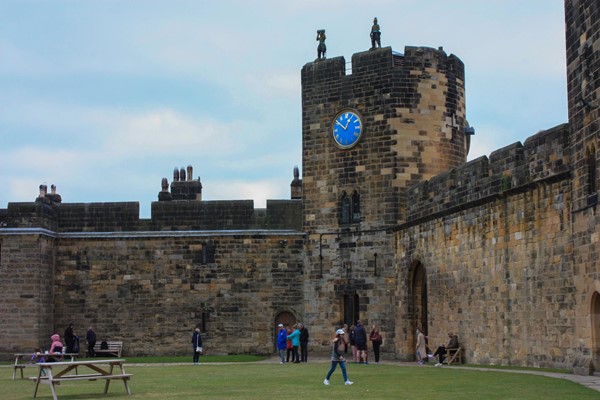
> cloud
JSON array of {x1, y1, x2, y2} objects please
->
[
  {"x1": 246, "y1": 71, "x2": 300, "y2": 100},
  {"x1": 6, "y1": 177, "x2": 45, "y2": 203},
  {"x1": 103, "y1": 109, "x2": 246, "y2": 157},
  {"x1": 203, "y1": 178, "x2": 290, "y2": 208}
]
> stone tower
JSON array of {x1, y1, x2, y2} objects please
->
[
  {"x1": 300, "y1": 46, "x2": 468, "y2": 341},
  {"x1": 565, "y1": 0, "x2": 600, "y2": 371},
  {"x1": 301, "y1": 46, "x2": 468, "y2": 233},
  {"x1": 566, "y1": 1, "x2": 600, "y2": 209}
]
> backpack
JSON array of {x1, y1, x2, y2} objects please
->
[{"x1": 100, "y1": 341, "x2": 108, "y2": 350}]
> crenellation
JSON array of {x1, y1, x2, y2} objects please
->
[{"x1": 523, "y1": 123, "x2": 570, "y2": 181}]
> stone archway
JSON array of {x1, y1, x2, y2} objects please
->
[
  {"x1": 592, "y1": 291, "x2": 600, "y2": 369},
  {"x1": 411, "y1": 261, "x2": 428, "y2": 352}
]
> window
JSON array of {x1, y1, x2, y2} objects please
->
[
  {"x1": 343, "y1": 293, "x2": 360, "y2": 326},
  {"x1": 201, "y1": 310, "x2": 209, "y2": 333},
  {"x1": 341, "y1": 193, "x2": 351, "y2": 224},
  {"x1": 203, "y1": 243, "x2": 216, "y2": 264},
  {"x1": 340, "y1": 190, "x2": 361, "y2": 225},
  {"x1": 352, "y1": 191, "x2": 361, "y2": 223},
  {"x1": 587, "y1": 145, "x2": 597, "y2": 195}
]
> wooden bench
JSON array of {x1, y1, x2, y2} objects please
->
[
  {"x1": 445, "y1": 346, "x2": 463, "y2": 365},
  {"x1": 93, "y1": 341, "x2": 123, "y2": 357},
  {"x1": 31, "y1": 359, "x2": 132, "y2": 400}
]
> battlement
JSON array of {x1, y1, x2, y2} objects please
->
[
  {"x1": 406, "y1": 124, "x2": 570, "y2": 221},
  {"x1": 3, "y1": 199, "x2": 302, "y2": 232},
  {"x1": 302, "y1": 46, "x2": 463, "y2": 82}
]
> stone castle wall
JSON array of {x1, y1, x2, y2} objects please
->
[
  {"x1": 0, "y1": 197, "x2": 303, "y2": 358},
  {"x1": 565, "y1": 0, "x2": 600, "y2": 372},
  {"x1": 4, "y1": 199, "x2": 302, "y2": 232},
  {"x1": 0, "y1": 228, "x2": 305, "y2": 357},
  {"x1": 0, "y1": 232, "x2": 55, "y2": 354},
  {"x1": 397, "y1": 124, "x2": 575, "y2": 367}
]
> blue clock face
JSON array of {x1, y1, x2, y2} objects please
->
[{"x1": 332, "y1": 110, "x2": 363, "y2": 149}]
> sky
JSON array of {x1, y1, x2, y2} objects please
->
[{"x1": 0, "y1": 1, "x2": 568, "y2": 218}]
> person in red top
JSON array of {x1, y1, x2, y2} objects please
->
[
  {"x1": 286, "y1": 327, "x2": 293, "y2": 362},
  {"x1": 369, "y1": 324, "x2": 383, "y2": 363}
]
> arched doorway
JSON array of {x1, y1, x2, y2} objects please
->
[
  {"x1": 411, "y1": 261, "x2": 428, "y2": 355},
  {"x1": 592, "y1": 291, "x2": 600, "y2": 369},
  {"x1": 274, "y1": 311, "x2": 297, "y2": 351},
  {"x1": 344, "y1": 292, "x2": 360, "y2": 326}
]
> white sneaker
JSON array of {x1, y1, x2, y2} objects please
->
[
  {"x1": 345, "y1": 380, "x2": 353, "y2": 385},
  {"x1": 323, "y1": 379, "x2": 329, "y2": 385},
  {"x1": 435, "y1": 363, "x2": 442, "y2": 367}
]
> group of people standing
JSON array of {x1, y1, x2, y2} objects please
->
[
  {"x1": 344, "y1": 321, "x2": 383, "y2": 364},
  {"x1": 276, "y1": 322, "x2": 310, "y2": 364}
]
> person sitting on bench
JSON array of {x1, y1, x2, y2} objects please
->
[
  {"x1": 47, "y1": 334, "x2": 64, "y2": 362},
  {"x1": 433, "y1": 332, "x2": 459, "y2": 366}
]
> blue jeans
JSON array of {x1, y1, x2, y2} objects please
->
[
  {"x1": 326, "y1": 360, "x2": 348, "y2": 381},
  {"x1": 278, "y1": 348, "x2": 286, "y2": 363}
]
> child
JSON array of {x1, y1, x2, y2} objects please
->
[
  {"x1": 31, "y1": 347, "x2": 46, "y2": 376},
  {"x1": 30, "y1": 348, "x2": 45, "y2": 364}
]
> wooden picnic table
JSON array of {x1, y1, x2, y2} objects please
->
[
  {"x1": 31, "y1": 359, "x2": 132, "y2": 400},
  {"x1": 13, "y1": 353, "x2": 78, "y2": 380}
]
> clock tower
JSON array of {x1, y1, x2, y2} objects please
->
[
  {"x1": 300, "y1": 46, "x2": 468, "y2": 337},
  {"x1": 301, "y1": 46, "x2": 468, "y2": 233}
]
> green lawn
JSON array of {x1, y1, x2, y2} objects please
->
[{"x1": 3, "y1": 359, "x2": 599, "y2": 400}]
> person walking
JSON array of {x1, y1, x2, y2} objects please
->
[
  {"x1": 86, "y1": 327, "x2": 96, "y2": 357},
  {"x1": 323, "y1": 329, "x2": 353, "y2": 386},
  {"x1": 298, "y1": 322, "x2": 310, "y2": 362},
  {"x1": 191, "y1": 328, "x2": 203, "y2": 365},
  {"x1": 276, "y1": 323, "x2": 287, "y2": 364},
  {"x1": 416, "y1": 327, "x2": 428, "y2": 366},
  {"x1": 369, "y1": 324, "x2": 383, "y2": 363}
]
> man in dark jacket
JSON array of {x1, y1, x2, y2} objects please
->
[
  {"x1": 433, "y1": 332, "x2": 460, "y2": 366},
  {"x1": 192, "y1": 328, "x2": 203, "y2": 365},
  {"x1": 298, "y1": 322, "x2": 310, "y2": 362},
  {"x1": 354, "y1": 320, "x2": 368, "y2": 364},
  {"x1": 64, "y1": 323, "x2": 75, "y2": 353},
  {"x1": 86, "y1": 327, "x2": 97, "y2": 357}
]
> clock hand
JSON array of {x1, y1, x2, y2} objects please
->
[{"x1": 335, "y1": 120, "x2": 348, "y2": 130}]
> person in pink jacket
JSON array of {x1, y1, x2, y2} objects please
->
[{"x1": 48, "y1": 334, "x2": 64, "y2": 362}]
